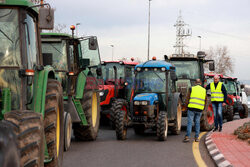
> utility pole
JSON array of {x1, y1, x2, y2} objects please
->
[
  {"x1": 110, "y1": 45, "x2": 114, "y2": 61},
  {"x1": 76, "y1": 23, "x2": 80, "y2": 37},
  {"x1": 147, "y1": 0, "x2": 152, "y2": 60},
  {"x1": 174, "y1": 10, "x2": 192, "y2": 54},
  {"x1": 198, "y1": 36, "x2": 201, "y2": 50}
]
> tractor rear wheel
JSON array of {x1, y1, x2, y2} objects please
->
[
  {"x1": 4, "y1": 111, "x2": 44, "y2": 167},
  {"x1": 157, "y1": 112, "x2": 168, "y2": 141},
  {"x1": 64, "y1": 112, "x2": 72, "y2": 151},
  {"x1": 44, "y1": 79, "x2": 64, "y2": 167},
  {"x1": 239, "y1": 104, "x2": 249, "y2": 119},
  {"x1": 74, "y1": 89, "x2": 100, "y2": 141},
  {"x1": 225, "y1": 105, "x2": 234, "y2": 122},
  {"x1": 171, "y1": 98, "x2": 182, "y2": 135},
  {"x1": 0, "y1": 120, "x2": 20, "y2": 167},
  {"x1": 200, "y1": 97, "x2": 214, "y2": 131}
]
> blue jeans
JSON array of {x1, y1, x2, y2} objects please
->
[
  {"x1": 212, "y1": 103, "x2": 223, "y2": 129},
  {"x1": 186, "y1": 110, "x2": 202, "y2": 138}
]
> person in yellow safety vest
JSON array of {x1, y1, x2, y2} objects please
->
[
  {"x1": 183, "y1": 79, "x2": 207, "y2": 142},
  {"x1": 206, "y1": 74, "x2": 227, "y2": 132}
]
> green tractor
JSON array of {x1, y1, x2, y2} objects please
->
[
  {"x1": 0, "y1": 0, "x2": 65, "y2": 167},
  {"x1": 115, "y1": 59, "x2": 181, "y2": 141},
  {"x1": 166, "y1": 51, "x2": 215, "y2": 131},
  {"x1": 41, "y1": 30, "x2": 101, "y2": 151}
]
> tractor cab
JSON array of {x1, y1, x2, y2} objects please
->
[
  {"x1": 99, "y1": 60, "x2": 138, "y2": 127},
  {"x1": 114, "y1": 59, "x2": 182, "y2": 141}
]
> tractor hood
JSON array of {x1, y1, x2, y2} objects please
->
[{"x1": 134, "y1": 93, "x2": 158, "y2": 105}]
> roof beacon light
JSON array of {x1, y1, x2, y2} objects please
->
[
  {"x1": 152, "y1": 56, "x2": 156, "y2": 60},
  {"x1": 70, "y1": 25, "x2": 75, "y2": 30}
]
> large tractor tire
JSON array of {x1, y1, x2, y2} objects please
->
[
  {"x1": 111, "y1": 99, "x2": 128, "y2": 129},
  {"x1": 64, "y1": 112, "x2": 72, "y2": 151},
  {"x1": 239, "y1": 104, "x2": 249, "y2": 119},
  {"x1": 171, "y1": 98, "x2": 182, "y2": 135},
  {"x1": 0, "y1": 121, "x2": 20, "y2": 167},
  {"x1": 74, "y1": 89, "x2": 100, "y2": 141},
  {"x1": 115, "y1": 110, "x2": 128, "y2": 140},
  {"x1": 157, "y1": 112, "x2": 168, "y2": 141},
  {"x1": 224, "y1": 105, "x2": 234, "y2": 122},
  {"x1": 45, "y1": 79, "x2": 64, "y2": 167},
  {"x1": 200, "y1": 97, "x2": 214, "y2": 131},
  {"x1": 4, "y1": 111, "x2": 44, "y2": 167}
]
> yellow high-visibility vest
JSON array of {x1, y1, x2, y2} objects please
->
[
  {"x1": 188, "y1": 85, "x2": 206, "y2": 110},
  {"x1": 211, "y1": 82, "x2": 224, "y2": 102}
]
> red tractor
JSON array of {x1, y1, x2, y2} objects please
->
[
  {"x1": 99, "y1": 60, "x2": 139, "y2": 127},
  {"x1": 204, "y1": 73, "x2": 248, "y2": 121}
]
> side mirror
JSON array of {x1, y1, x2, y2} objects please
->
[
  {"x1": 96, "y1": 67, "x2": 102, "y2": 76},
  {"x1": 240, "y1": 84, "x2": 245, "y2": 89},
  {"x1": 240, "y1": 93, "x2": 242, "y2": 97},
  {"x1": 170, "y1": 71, "x2": 178, "y2": 81},
  {"x1": 79, "y1": 58, "x2": 90, "y2": 69},
  {"x1": 233, "y1": 93, "x2": 237, "y2": 96},
  {"x1": 164, "y1": 55, "x2": 168, "y2": 61},
  {"x1": 39, "y1": 7, "x2": 54, "y2": 30},
  {"x1": 209, "y1": 62, "x2": 215, "y2": 71},
  {"x1": 89, "y1": 37, "x2": 98, "y2": 50},
  {"x1": 42, "y1": 53, "x2": 53, "y2": 66},
  {"x1": 197, "y1": 51, "x2": 206, "y2": 58}
]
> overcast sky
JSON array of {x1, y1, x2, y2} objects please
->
[{"x1": 47, "y1": 0, "x2": 250, "y2": 80}]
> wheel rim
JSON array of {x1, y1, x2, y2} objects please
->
[
  {"x1": 164, "y1": 118, "x2": 168, "y2": 137},
  {"x1": 177, "y1": 102, "x2": 182, "y2": 130},
  {"x1": 56, "y1": 107, "x2": 60, "y2": 157},
  {"x1": 92, "y1": 92, "x2": 98, "y2": 127},
  {"x1": 207, "y1": 104, "x2": 214, "y2": 125}
]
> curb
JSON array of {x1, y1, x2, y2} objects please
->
[{"x1": 205, "y1": 131, "x2": 233, "y2": 167}]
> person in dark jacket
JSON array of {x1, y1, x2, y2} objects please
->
[
  {"x1": 206, "y1": 74, "x2": 227, "y2": 132},
  {"x1": 183, "y1": 79, "x2": 207, "y2": 142}
]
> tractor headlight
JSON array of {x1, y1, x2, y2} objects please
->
[
  {"x1": 161, "y1": 67, "x2": 166, "y2": 71},
  {"x1": 141, "y1": 101, "x2": 148, "y2": 105},
  {"x1": 134, "y1": 101, "x2": 140, "y2": 105},
  {"x1": 136, "y1": 67, "x2": 141, "y2": 72},
  {"x1": 99, "y1": 91, "x2": 105, "y2": 96},
  {"x1": 145, "y1": 68, "x2": 148, "y2": 71}
]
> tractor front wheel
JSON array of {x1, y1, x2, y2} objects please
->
[
  {"x1": 171, "y1": 98, "x2": 182, "y2": 135},
  {"x1": 74, "y1": 89, "x2": 100, "y2": 141},
  {"x1": 239, "y1": 104, "x2": 249, "y2": 119},
  {"x1": 157, "y1": 112, "x2": 168, "y2": 141},
  {"x1": 44, "y1": 79, "x2": 64, "y2": 167},
  {"x1": 225, "y1": 105, "x2": 234, "y2": 122},
  {"x1": 115, "y1": 110, "x2": 128, "y2": 140},
  {"x1": 200, "y1": 97, "x2": 214, "y2": 131},
  {"x1": 0, "y1": 121, "x2": 20, "y2": 167}
]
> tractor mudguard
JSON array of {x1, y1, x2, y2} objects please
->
[
  {"x1": 31, "y1": 65, "x2": 55, "y2": 116},
  {"x1": 169, "y1": 92, "x2": 181, "y2": 120},
  {"x1": 75, "y1": 69, "x2": 89, "y2": 99},
  {"x1": 64, "y1": 96, "x2": 81, "y2": 122}
]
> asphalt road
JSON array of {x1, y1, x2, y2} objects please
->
[{"x1": 63, "y1": 118, "x2": 216, "y2": 167}]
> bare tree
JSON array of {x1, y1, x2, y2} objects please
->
[
  {"x1": 49, "y1": 24, "x2": 67, "y2": 33},
  {"x1": 206, "y1": 46, "x2": 234, "y2": 75}
]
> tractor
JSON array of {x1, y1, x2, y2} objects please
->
[
  {"x1": 0, "y1": 1, "x2": 65, "y2": 167},
  {"x1": 166, "y1": 51, "x2": 215, "y2": 131},
  {"x1": 41, "y1": 30, "x2": 101, "y2": 151},
  {"x1": 115, "y1": 58, "x2": 182, "y2": 141},
  {"x1": 99, "y1": 60, "x2": 138, "y2": 128}
]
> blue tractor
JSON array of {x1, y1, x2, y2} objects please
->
[{"x1": 115, "y1": 59, "x2": 182, "y2": 141}]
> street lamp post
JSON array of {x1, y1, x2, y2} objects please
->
[
  {"x1": 198, "y1": 36, "x2": 201, "y2": 51},
  {"x1": 76, "y1": 23, "x2": 80, "y2": 37},
  {"x1": 110, "y1": 45, "x2": 114, "y2": 61},
  {"x1": 147, "y1": 0, "x2": 152, "y2": 61}
]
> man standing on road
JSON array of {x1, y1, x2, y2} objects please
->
[
  {"x1": 206, "y1": 74, "x2": 227, "y2": 132},
  {"x1": 183, "y1": 79, "x2": 207, "y2": 142}
]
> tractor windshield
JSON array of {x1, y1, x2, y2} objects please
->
[
  {"x1": 102, "y1": 63, "x2": 125, "y2": 81},
  {"x1": 42, "y1": 41, "x2": 68, "y2": 71},
  {"x1": 0, "y1": 9, "x2": 21, "y2": 66},
  {"x1": 224, "y1": 80, "x2": 236, "y2": 95},
  {"x1": 81, "y1": 37, "x2": 101, "y2": 67},
  {"x1": 135, "y1": 70, "x2": 166, "y2": 93},
  {"x1": 170, "y1": 60, "x2": 200, "y2": 80}
]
